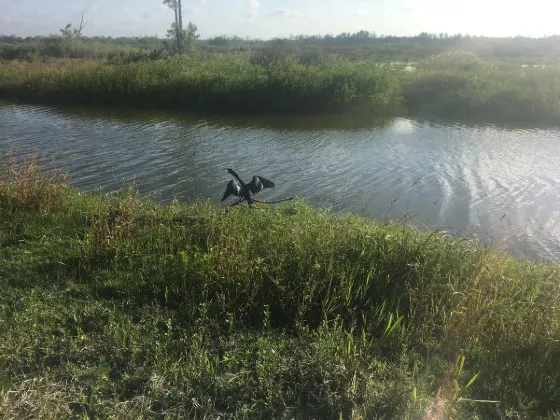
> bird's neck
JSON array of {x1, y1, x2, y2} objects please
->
[{"x1": 229, "y1": 170, "x2": 243, "y2": 184}]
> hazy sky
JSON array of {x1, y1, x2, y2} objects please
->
[{"x1": 1, "y1": 0, "x2": 559, "y2": 39}]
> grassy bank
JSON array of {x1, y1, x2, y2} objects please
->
[
  {"x1": 2, "y1": 52, "x2": 560, "y2": 122},
  {"x1": 1, "y1": 157, "x2": 559, "y2": 419}
]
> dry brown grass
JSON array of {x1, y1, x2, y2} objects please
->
[{"x1": 0, "y1": 151, "x2": 68, "y2": 212}]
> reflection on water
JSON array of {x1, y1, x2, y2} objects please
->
[{"x1": 1, "y1": 102, "x2": 559, "y2": 261}]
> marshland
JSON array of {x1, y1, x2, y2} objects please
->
[
  {"x1": 2, "y1": 45, "x2": 560, "y2": 122},
  {"x1": 1, "y1": 21, "x2": 560, "y2": 420}
]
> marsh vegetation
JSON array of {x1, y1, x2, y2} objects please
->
[
  {"x1": 0, "y1": 157, "x2": 559, "y2": 418},
  {"x1": 1, "y1": 50, "x2": 560, "y2": 123}
]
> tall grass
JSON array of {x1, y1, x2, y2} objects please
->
[
  {"x1": 403, "y1": 52, "x2": 560, "y2": 122},
  {"x1": 1, "y1": 157, "x2": 559, "y2": 418},
  {"x1": 0, "y1": 54, "x2": 400, "y2": 114},
  {"x1": 0, "y1": 41, "x2": 160, "y2": 61},
  {"x1": 2, "y1": 51, "x2": 560, "y2": 122}
]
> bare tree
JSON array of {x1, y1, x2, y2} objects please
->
[
  {"x1": 59, "y1": 13, "x2": 88, "y2": 57},
  {"x1": 178, "y1": 0, "x2": 183, "y2": 50}
]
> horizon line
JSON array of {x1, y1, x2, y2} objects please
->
[{"x1": 2, "y1": 31, "x2": 560, "y2": 41}]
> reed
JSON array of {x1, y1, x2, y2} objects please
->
[
  {"x1": 0, "y1": 54, "x2": 401, "y2": 114},
  {"x1": 2, "y1": 52, "x2": 560, "y2": 123},
  {"x1": 1, "y1": 157, "x2": 559, "y2": 418},
  {"x1": 403, "y1": 52, "x2": 560, "y2": 123}
]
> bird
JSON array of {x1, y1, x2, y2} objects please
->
[{"x1": 221, "y1": 168, "x2": 275, "y2": 205}]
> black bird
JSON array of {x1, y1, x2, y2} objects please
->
[{"x1": 221, "y1": 168, "x2": 275, "y2": 205}]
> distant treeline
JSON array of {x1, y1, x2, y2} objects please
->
[
  {"x1": 0, "y1": 34, "x2": 162, "y2": 46},
  {"x1": 2, "y1": 31, "x2": 560, "y2": 61},
  {"x1": 3, "y1": 31, "x2": 560, "y2": 46},
  {"x1": 206, "y1": 32, "x2": 560, "y2": 61}
]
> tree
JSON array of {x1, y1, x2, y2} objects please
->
[
  {"x1": 209, "y1": 35, "x2": 229, "y2": 46},
  {"x1": 162, "y1": 0, "x2": 198, "y2": 54},
  {"x1": 184, "y1": 22, "x2": 200, "y2": 50},
  {"x1": 59, "y1": 13, "x2": 87, "y2": 57},
  {"x1": 178, "y1": 0, "x2": 183, "y2": 47},
  {"x1": 163, "y1": 0, "x2": 181, "y2": 52},
  {"x1": 163, "y1": 0, "x2": 199, "y2": 54}
]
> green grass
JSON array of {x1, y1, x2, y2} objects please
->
[
  {"x1": 1, "y1": 156, "x2": 560, "y2": 419},
  {"x1": 4, "y1": 34, "x2": 560, "y2": 63},
  {"x1": 0, "y1": 53, "x2": 400, "y2": 114},
  {"x1": 403, "y1": 52, "x2": 560, "y2": 122},
  {"x1": 0, "y1": 40, "x2": 162, "y2": 62},
  {"x1": 1, "y1": 51, "x2": 560, "y2": 123}
]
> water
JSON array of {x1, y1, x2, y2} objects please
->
[{"x1": 1, "y1": 102, "x2": 560, "y2": 261}]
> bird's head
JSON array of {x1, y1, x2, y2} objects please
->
[
  {"x1": 224, "y1": 168, "x2": 239, "y2": 177},
  {"x1": 224, "y1": 168, "x2": 241, "y2": 180}
]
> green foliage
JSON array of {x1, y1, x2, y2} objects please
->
[
  {"x1": 0, "y1": 159, "x2": 559, "y2": 418},
  {"x1": 0, "y1": 54, "x2": 401, "y2": 113},
  {"x1": 184, "y1": 22, "x2": 200, "y2": 50},
  {"x1": 107, "y1": 47, "x2": 169, "y2": 65},
  {"x1": 0, "y1": 38, "x2": 151, "y2": 61},
  {"x1": 0, "y1": 43, "x2": 39, "y2": 60},
  {"x1": 250, "y1": 40, "x2": 297, "y2": 66},
  {"x1": 4, "y1": 32, "x2": 560, "y2": 63},
  {"x1": 165, "y1": 21, "x2": 200, "y2": 55},
  {"x1": 402, "y1": 61, "x2": 560, "y2": 122},
  {"x1": 208, "y1": 35, "x2": 232, "y2": 46},
  {"x1": 38, "y1": 37, "x2": 67, "y2": 58},
  {"x1": 2, "y1": 53, "x2": 560, "y2": 122},
  {"x1": 4, "y1": 32, "x2": 560, "y2": 75},
  {"x1": 419, "y1": 50, "x2": 482, "y2": 71}
]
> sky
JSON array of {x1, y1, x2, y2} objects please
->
[{"x1": 1, "y1": 0, "x2": 559, "y2": 39}]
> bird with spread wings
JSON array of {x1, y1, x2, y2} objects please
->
[{"x1": 221, "y1": 168, "x2": 275, "y2": 206}]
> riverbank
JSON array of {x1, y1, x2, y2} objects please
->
[
  {"x1": 1, "y1": 158, "x2": 559, "y2": 418},
  {"x1": 1, "y1": 52, "x2": 560, "y2": 123}
]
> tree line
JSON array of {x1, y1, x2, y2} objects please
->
[
  {"x1": 2, "y1": 2, "x2": 560, "y2": 62},
  {"x1": 3, "y1": 30, "x2": 560, "y2": 49}
]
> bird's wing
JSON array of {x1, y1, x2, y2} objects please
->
[
  {"x1": 221, "y1": 179, "x2": 242, "y2": 201},
  {"x1": 257, "y1": 176, "x2": 275, "y2": 189},
  {"x1": 247, "y1": 176, "x2": 275, "y2": 194}
]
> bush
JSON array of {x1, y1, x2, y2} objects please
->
[
  {"x1": 107, "y1": 47, "x2": 169, "y2": 65},
  {"x1": 250, "y1": 41, "x2": 298, "y2": 67},
  {"x1": 0, "y1": 44, "x2": 38, "y2": 60}
]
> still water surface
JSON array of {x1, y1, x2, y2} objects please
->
[{"x1": 1, "y1": 102, "x2": 559, "y2": 261}]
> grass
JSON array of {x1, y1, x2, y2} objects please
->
[
  {"x1": 1, "y1": 155, "x2": 560, "y2": 419},
  {"x1": 0, "y1": 53, "x2": 401, "y2": 114},
  {"x1": 4, "y1": 34, "x2": 560, "y2": 63},
  {"x1": 403, "y1": 52, "x2": 560, "y2": 122},
  {"x1": 1, "y1": 51, "x2": 560, "y2": 123},
  {"x1": 0, "y1": 41, "x2": 160, "y2": 62},
  {"x1": 0, "y1": 57, "x2": 100, "y2": 71}
]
